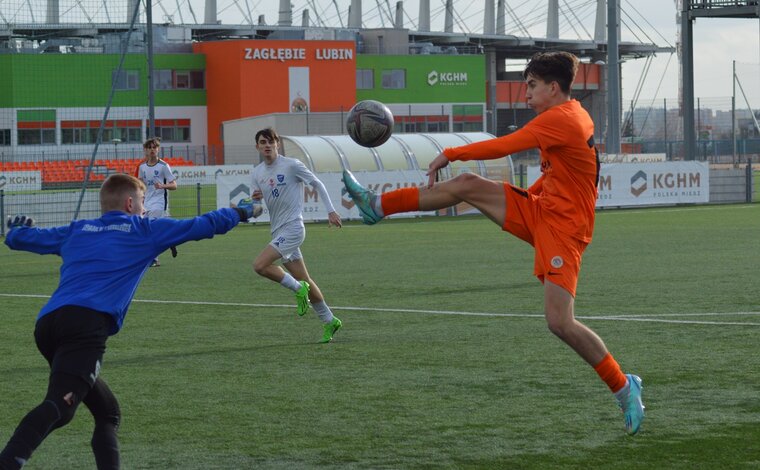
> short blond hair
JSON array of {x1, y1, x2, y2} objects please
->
[{"x1": 100, "y1": 173, "x2": 145, "y2": 213}]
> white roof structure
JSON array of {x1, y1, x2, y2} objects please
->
[{"x1": 280, "y1": 132, "x2": 514, "y2": 183}]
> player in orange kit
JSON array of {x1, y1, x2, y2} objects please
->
[{"x1": 343, "y1": 51, "x2": 644, "y2": 435}]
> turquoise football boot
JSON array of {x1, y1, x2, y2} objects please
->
[{"x1": 342, "y1": 170, "x2": 382, "y2": 225}]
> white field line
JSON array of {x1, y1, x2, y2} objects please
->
[
  {"x1": 340, "y1": 204, "x2": 758, "y2": 227},
  {"x1": 596, "y1": 203, "x2": 757, "y2": 216},
  {"x1": 394, "y1": 204, "x2": 758, "y2": 222},
  {"x1": 2, "y1": 293, "x2": 760, "y2": 326}
]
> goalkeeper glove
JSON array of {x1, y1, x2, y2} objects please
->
[
  {"x1": 234, "y1": 198, "x2": 263, "y2": 222},
  {"x1": 7, "y1": 215, "x2": 35, "y2": 230}
]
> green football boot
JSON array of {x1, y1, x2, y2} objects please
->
[
  {"x1": 320, "y1": 317, "x2": 342, "y2": 343},
  {"x1": 295, "y1": 280, "x2": 310, "y2": 316}
]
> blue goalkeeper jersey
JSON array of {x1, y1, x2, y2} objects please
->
[{"x1": 4, "y1": 208, "x2": 241, "y2": 335}]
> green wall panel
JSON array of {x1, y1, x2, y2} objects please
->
[
  {"x1": 356, "y1": 54, "x2": 485, "y2": 103},
  {"x1": 153, "y1": 54, "x2": 206, "y2": 70},
  {"x1": 2, "y1": 53, "x2": 206, "y2": 108},
  {"x1": 155, "y1": 90, "x2": 206, "y2": 106},
  {"x1": 17, "y1": 109, "x2": 56, "y2": 121},
  {"x1": 0, "y1": 56, "x2": 12, "y2": 108}
]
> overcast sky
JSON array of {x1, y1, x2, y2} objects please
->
[
  {"x1": 620, "y1": 1, "x2": 760, "y2": 107},
  {"x1": 243, "y1": 0, "x2": 760, "y2": 106},
  {"x1": 3, "y1": 0, "x2": 751, "y2": 106}
]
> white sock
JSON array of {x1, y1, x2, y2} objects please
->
[
  {"x1": 614, "y1": 378, "x2": 631, "y2": 402},
  {"x1": 312, "y1": 301, "x2": 334, "y2": 323},
  {"x1": 280, "y1": 273, "x2": 302, "y2": 292},
  {"x1": 371, "y1": 195, "x2": 384, "y2": 216}
]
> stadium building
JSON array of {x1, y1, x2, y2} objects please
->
[
  {"x1": 0, "y1": 0, "x2": 667, "y2": 169},
  {"x1": 0, "y1": 1, "x2": 754, "y2": 225}
]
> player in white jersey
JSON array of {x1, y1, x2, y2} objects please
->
[
  {"x1": 248, "y1": 127, "x2": 343, "y2": 343},
  {"x1": 135, "y1": 137, "x2": 177, "y2": 266}
]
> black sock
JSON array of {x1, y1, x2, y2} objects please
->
[
  {"x1": 91, "y1": 421, "x2": 120, "y2": 470},
  {"x1": 0, "y1": 400, "x2": 60, "y2": 469}
]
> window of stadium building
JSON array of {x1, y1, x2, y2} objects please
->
[
  {"x1": 453, "y1": 105, "x2": 484, "y2": 132},
  {"x1": 155, "y1": 70, "x2": 173, "y2": 90},
  {"x1": 155, "y1": 119, "x2": 191, "y2": 142},
  {"x1": 356, "y1": 69, "x2": 374, "y2": 89},
  {"x1": 397, "y1": 116, "x2": 449, "y2": 133},
  {"x1": 61, "y1": 121, "x2": 142, "y2": 145},
  {"x1": 17, "y1": 127, "x2": 55, "y2": 145},
  {"x1": 453, "y1": 121, "x2": 483, "y2": 132},
  {"x1": 381, "y1": 69, "x2": 405, "y2": 89},
  {"x1": 155, "y1": 69, "x2": 205, "y2": 90},
  {"x1": 112, "y1": 70, "x2": 140, "y2": 91},
  {"x1": 0, "y1": 129, "x2": 10, "y2": 146},
  {"x1": 426, "y1": 121, "x2": 449, "y2": 132}
]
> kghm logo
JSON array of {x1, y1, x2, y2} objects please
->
[
  {"x1": 630, "y1": 170, "x2": 647, "y2": 197},
  {"x1": 427, "y1": 70, "x2": 468, "y2": 86},
  {"x1": 427, "y1": 70, "x2": 439, "y2": 86},
  {"x1": 229, "y1": 183, "x2": 250, "y2": 203}
]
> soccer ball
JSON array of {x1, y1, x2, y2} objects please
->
[{"x1": 346, "y1": 100, "x2": 394, "y2": 148}]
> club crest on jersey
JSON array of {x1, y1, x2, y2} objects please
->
[
  {"x1": 154, "y1": 170, "x2": 159, "y2": 176},
  {"x1": 277, "y1": 174, "x2": 285, "y2": 183},
  {"x1": 551, "y1": 256, "x2": 564, "y2": 269}
]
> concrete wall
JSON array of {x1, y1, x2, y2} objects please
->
[{"x1": 222, "y1": 112, "x2": 349, "y2": 164}]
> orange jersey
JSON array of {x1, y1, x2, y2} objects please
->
[{"x1": 443, "y1": 99, "x2": 599, "y2": 242}]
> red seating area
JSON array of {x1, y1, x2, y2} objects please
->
[{"x1": 0, "y1": 157, "x2": 195, "y2": 184}]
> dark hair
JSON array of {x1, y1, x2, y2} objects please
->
[
  {"x1": 255, "y1": 127, "x2": 280, "y2": 145},
  {"x1": 100, "y1": 173, "x2": 145, "y2": 213},
  {"x1": 523, "y1": 51, "x2": 579, "y2": 94},
  {"x1": 143, "y1": 137, "x2": 161, "y2": 149}
]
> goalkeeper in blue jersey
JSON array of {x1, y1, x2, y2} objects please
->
[{"x1": 0, "y1": 174, "x2": 256, "y2": 470}]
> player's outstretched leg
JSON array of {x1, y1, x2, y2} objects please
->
[
  {"x1": 616, "y1": 374, "x2": 645, "y2": 435},
  {"x1": 295, "y1": 280, "x2": 311, "y2": 316},
  {"x1": 320, "y1": 317, "x2": 342, "y2": 343},
  {"x1": 342, "y1": 170, "x2": 383, "y2": 225}
]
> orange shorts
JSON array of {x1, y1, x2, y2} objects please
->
[{"x1": 500, "y1": 183, "x2": 587, "y2": 297}]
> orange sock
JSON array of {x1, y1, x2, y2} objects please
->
[
  {"x1": 380, "y1": 187, "x2": 420, "y2": 216},
  {"x1": 593, "y1": 353, "x2": 628, "y2": 393}
]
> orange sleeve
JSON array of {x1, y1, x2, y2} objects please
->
[
  {"x1": 528, "y1": 174, "x2": 544, "y2": 194},
  {"x1": 442, "y1": 128, "x2": 539, "y2": 162}
]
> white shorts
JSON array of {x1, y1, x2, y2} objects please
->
[
  {"x1": 269, "y1": 221, "x2": 305, "y2": 263},
  {"x1": 144, "y1": 209, "x2": 167, "y2": 219}
]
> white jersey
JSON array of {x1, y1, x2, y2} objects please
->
[
  {"x1": 135, "y1": 159, "x2": 176, "y2": 212},
  {"x1": 251, "y1": 155, "x2": 317, "y2": 234}
]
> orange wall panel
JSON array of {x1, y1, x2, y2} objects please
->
[
  {"x1": 193, "y1": 40, "x2": 356, "y2": 152},
  {"x1": 494, "y1": 81, "x2": 527, "y2": 106},
  {"x1": 572, "y1": 63, "x2": 600, "y2": 90},
  {"x1": 193, "y1": 40, "x2": 244, "y2": 152},
  {"x1": 493, "y1": 63, "x2": 601, "y2": 106}
]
